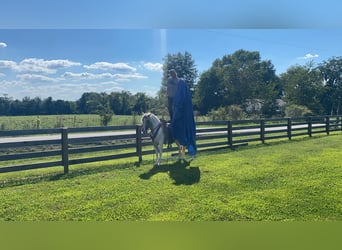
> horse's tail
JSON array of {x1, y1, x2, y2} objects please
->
[
  {"x1": 167, "y1": 126, "x2": 175, "y2": 148},
  {"x1": 161, "y1": 119, "x2": 174, "y2": 148}
]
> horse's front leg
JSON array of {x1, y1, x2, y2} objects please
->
[{"x1": 154, "y1": 143, "x2": 163, "y2": 166}]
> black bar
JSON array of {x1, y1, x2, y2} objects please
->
[{"x1": 61, "y1": 128, "x2": 69, "y2": 174}]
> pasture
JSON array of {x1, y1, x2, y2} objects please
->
[
  {"x1": 0, "y1": 114, "x2": 141, "y2": 130},
  {"x1": 0, "y1": 114, "x2": 210, "y2": 130},
  {"x1": 0, "y1": 134, "x2": 341, "y2": 221}
]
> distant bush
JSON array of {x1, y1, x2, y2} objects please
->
[
  {"x1": 208, "y1": 105, "x2": 246, "y2": 121},
  {"x1": 227, "y1": 105, "x2": 246, "y2": 120},
  {"x1": 285, "y1": 104, "x2": 313, "y2": 117},
  {"x1": 208, "y1": 107, "x2": 228, "y2": 121}
]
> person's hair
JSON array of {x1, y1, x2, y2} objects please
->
[{"x1": 169, "y1": 69, "x2": 177, "y2": 77}]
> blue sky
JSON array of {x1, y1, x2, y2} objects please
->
[{"x1": 1, "y1": 1, "x2": 342, "y2": 101}]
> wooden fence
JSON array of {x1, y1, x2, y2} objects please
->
[{"x1": 0, "y1": 115, "x2": 341, "y2": 174}]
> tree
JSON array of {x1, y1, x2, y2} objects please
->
[
  {"x1": 193, "y1": 65, "x2": 224, "y2": 114},
  {"x1": 0, "y1": 95, "x2": 11, "y2": 115},
  {"x1": 98, "y1": 105, "x2": 113, "y2": 126},
  {"x1": 194, "y1": 49, "x2": 280, "y2": 116},
  {"x1": 77, "y1": 92, "x2": 103, "y2": 114},
  {"x1": 147, "y1": 96, "x2": 165, "y2": 116},
  {"x1": 280, "y1": 64, "x2": 324, "y2": 115},
  {"x1": 118, "y1": 91, "x2": 132, "y2": 115},
  {"x1": 108, "y1": 92, "x2": 123, "y2": 115},
  {"x1": 41, "y1": 97, "x2": 54, "y2": 115},
  {"x1": 77, "y1": 92, "x2": 117, "y2": 118},
  {"x1": 318, "y1": 57, "x2": 342, "y2": 115},
  {"x1": 132, "y1": 92, "x2": 150, "y2": 114}
]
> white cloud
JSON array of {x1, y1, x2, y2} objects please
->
[
  {"x1": 0, "y1": 58, "x2": 152, "y2": 100},
  {"x1": 0, "y1": 58, "x2": 81, "y2": 74},
  {"x1": 98, "y1": 81, "x2": 124, "y2": 93},
  {"x1": 297, "y1": 53, "x2": 319, "y2": 60},
  {"x1": 62, "y1": 72, "x2": 113, "y2": 80},
  {"x1": 63, "y1": 71, "x2": 147, "y2": 81},
  {"x1": 37, "y1": 82, "x2": 122, "y2": 100},
  {"x1": 143, "y1": 62, "x2": 163, "y2": 72},
  {"x1": 0, "y1": 60, "x2": 17, "y2": 69},
  {"x1": 114, "y1": 73, "x2": 148, "y2": 81},
  {"x1": 16, "y1": 74, "x2": 59, "y2": 83},
  {"x1": 19, "y1": 58, "x2": 81, "y2": 74},
  {"x1": 0, "y1": 78, "x2": 124, "y2": 101},
  {"x1": 84, "y1": 62, "x2": 136, "y2": 71},
  {"x1": 0, "y1": 42, "x2": 7, "y2": 48}
]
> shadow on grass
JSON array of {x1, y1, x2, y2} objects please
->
[
  {"x1": 139, "y1": 160, "x2": 201, "y2": 185},
  {"x1": 0, "y1": 161, "x2": 136, "y2": 188}
]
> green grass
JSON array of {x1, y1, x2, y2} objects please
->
[
  {"x1": 0, "y1": 114, "x2": 142, "y2": 130},
  {"x1": 0, "y1": 134, "x2": 341, "y2": 221},
  {"x1": 0, "y1": 114, "x2": 211, "y2": 130}
]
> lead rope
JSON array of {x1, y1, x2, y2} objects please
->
[
  {"x1": 163, "y1": 121, "x2": 170, "y2": 166},
  {"x1": 166, "y1": 138, "x2": 169, "y2": 167}
]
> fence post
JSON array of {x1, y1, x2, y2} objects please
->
[
  {"x1": 260, "y1": 119, "x2": 265, "y2": 144},
  {"x1": 338, "y1": 115, "x2": 342, "y2": 131},
  {"x1": 325, "y1": 116, "x2": 330, "y2": 135},
  {"x1": 287, "y1": 118, "x2": 292, "y2": 140},
  {"x1": 136, "y1": 125, "x2": 142, "y2": 163},
  {"x1": 61, "y1": 127, "x2": 69, "y2": 174},
  {"x1": 308, "y1": 116, "x2": 312, "y2": 137},
  {"x1": 227, "y1": 121, "x2": 233, "y2": 146}
]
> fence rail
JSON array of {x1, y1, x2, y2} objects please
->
[{"x1": 0, "y1": 115, "x2": 341, "y2": 174}]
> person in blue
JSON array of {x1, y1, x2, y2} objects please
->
[{"x1": 170, "y1": 69, "x2": 197, "y2": 159}]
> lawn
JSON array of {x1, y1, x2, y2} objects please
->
[
  {"x1": 0, "y1": 114, "x2": 210, "y2": 130},
  {"x1": 0, "y1": 134, "x2": 341, "y2": 221},
  {"x1": 0, "y1": 114, "x2": 141, "y2": 130}
]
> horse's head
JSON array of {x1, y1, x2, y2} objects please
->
[
  {"x1": 141, "y1": 113, "x2": 152, "y2": 135},
  {"x1": 141, "y1": 112, "x2": 160, "y2": 135}
]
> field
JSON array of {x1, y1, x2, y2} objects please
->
[
  {"x1": 0, "y1": 114, "x2": 141, "y2": 130},
  {"x1": 0, "y1": 114, "x2": 210, "y2": 130},
  {"x1": 0, "y1": 133, "x2": 341, "y2": 221}
]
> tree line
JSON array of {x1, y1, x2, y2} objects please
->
[
  {"x1": 0, "y1": 92, "x2": 162, "y2": 116},
  {"x1": 1, "y1": 49, "x2": 342, "y2": 120}
]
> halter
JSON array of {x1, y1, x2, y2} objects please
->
[
  {"x1": 150, "y1": 123, "x2": 162, "y2": 141},
  {"x1": 142, "y1": 114, "x2": 162, "y2": 141}
]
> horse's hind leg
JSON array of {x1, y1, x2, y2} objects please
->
[
  {"x1": 154, "y1": 148, "x2": 160, "y2": 166},
  {"x1": 175, "y1": 140, "x2": 185, "y2": 161},
  {"x1": 180, "y1": 145, "x2": 185, "y2": 160}
]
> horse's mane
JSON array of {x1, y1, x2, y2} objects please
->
[{"x1": 142, "y1": 112, "x2": 160, "y2": 123}]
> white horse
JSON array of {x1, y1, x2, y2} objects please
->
[{"x1": 141, "y1": 112, "x2": 185, "y2": 166}]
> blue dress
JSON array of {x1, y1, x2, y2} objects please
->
[{"x1": 171, "y1": 79, "x2": 197, "y2": 157}]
